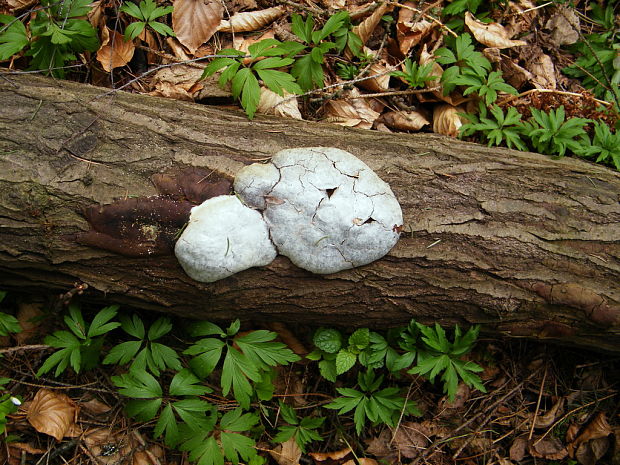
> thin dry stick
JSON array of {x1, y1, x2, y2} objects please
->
[
  {"x1": 347, "y1": 86, "x2": 441, "y2": 99},
  {"x1": 386, "y1": 1, "x2": 457, "y2": 37},
  {"x1": 496, "y1": 88, "x2": 613, "y2": 107},
  {"x1": 528, "y1": 364, "x2": 547, "y2": 440},
  {"x1": 0, "y1": 344, "x2": 50, "y2": 355}
]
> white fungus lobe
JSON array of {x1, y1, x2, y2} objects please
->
[
  {"x1": 174, "y1": 195, "x2": 277, "y2": 282},
  {"x1": 234, "y1": 147, "x2": 403, "y2": 274}
]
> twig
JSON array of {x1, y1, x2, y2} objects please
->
[
  {"x1": 0, "y1": 344, "x2": 50, "y2": 355},
  {"x1": 496, "y1": 88, "x2": 613, "y2": 108},
  {"x1": 386, "y1": 1, "x2": 456, "y2": 37},
  {"x1": 528, "y1": 364, "x2": 547, "y2": 440},
  {"x1": 347, "y1": 86, "x2": 441, "y2": 99}
]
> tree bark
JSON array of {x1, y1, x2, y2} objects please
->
[{"x1": 1, "y1": 74, "x2": 619, "y2": 352}]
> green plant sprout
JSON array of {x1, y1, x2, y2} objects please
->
[
  {"x1": 37, "y1": 304, "x2": 121, "y2": 377},
  {"x1": 519, "y1": 106, "x2": 591, "y2": 157},
  {"x1": 0, "y1": 291, "x2": 21, "y2": 337},
  {"x1": 578, "y1": 120, "x2": 620, "y2": 170},
  {"x1": 273, "y1": 401, "x2": 324, "y2": 451},
  {"x1": 390, "y1": 58, "x2": 438, "y2": 88},
  {"x1": 120, "y1": 0, "x2": 175, "y2": 40},
  {"x1": 184, "y1": 319, "x2": 299, "y2": 408},
  {"x1": 460, "y1": 104, "x2": 527, "y2": 150},
  {"x1": 203, "y1": 39, "x2": 302, "y2": 119},
  {"x1": 103, "y1": 314, "x2": 182, "y2": 375},
  {"x1": 435, "y1": 33, "x2": 491, "y2": 94},
  {"x1": 408, "y1": 323, "x2": 486, "y2": 401},
  {"x1": 325, "y1": 369, "x2": 421, "y2": 434}
]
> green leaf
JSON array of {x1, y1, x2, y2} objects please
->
[
  {"x1": 120, "y1": 1, "x2": 145, "y2": 20},
  {"x1": 220, "y1": 407, "x2": 259, "y2": 432},
  {"x1": 103, "y1": 340, "x2": 142, "y2": 366},
  {"x1": 169, "y1": 369, "x2": 210, "y2": 396},
  {"x1": 149, "y1": 341, "x2": 182, "y2": 373},
  {"x1": 149, "y1": 21, "x2": 175, "y2": 37},
  {"x1": 0, "y1": 312, "x2": 21, "y2": 336},
  {"x1": 125, "y1": 398, "x2": 163, "y2": 421},
  {"x1": 120, "y1": 314, "x2": 145, "y2": 339},
  {"x1": 221, "y1": 432, "x2": 257, "y2": 464},
  {"x1": 235, "y1": 330, "x2": 300, "y2": 370},
  {"x1": 257, "y1": 69, "x2": 302, "y2": 96},
  {"x1": 291, "y1": 54, "x2": 324, "y2": 91},
  {"x1": 313, "y1": 328, "x2": 342, "y2": 353},
  {"x1": 190, "y1": 321, "x2": 225, "y2": 338},
  {"x1": 335, "y1": 349, "x2": 357, "y2": 375},
  {"x1": 182, "y1": 434, "x2": 224, "y2": 465},
  {"x1": 291, "y1": 14, "x2": 313, "y2": 44},
  {"x1": 154, "y1": 403, "x2": 179, "y2": 446},
  {"x1": 221, "y1": 346, "x2": 259, "y2": 408},
  {"x1": 240, "y1": 71, "x2": 260, "y2": 119},
  {"x1": 172, "y1": 398, "x2": 216, "y2": 431},
  {"x1": 0, "y1": 15, "x2": 28, "y2": 61},
  {"x1": 318, "y1": 359, "x2": 337, "y2": 382},
  {"x1": 186, "y1": 337, "x2": 226, "y2": 378},
  {"x1": 87, "y1": 305, "x2": 120, "y2": 338},
  {"x1": 348, "y1": 328, "x2": 370, "y2": 350},
  {"x1": 124, "y1": 21, "x2": 146, "y2": 41},
  {"x1": 111, "y1": 370, "x2": 163, "y2": 398}
]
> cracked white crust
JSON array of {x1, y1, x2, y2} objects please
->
[
  {"x1": 235, "y1": 147, "x2": 403, "y2": 274},
  {"x1": 174, "y1": 195, "x2": 277, "y2": 282}
]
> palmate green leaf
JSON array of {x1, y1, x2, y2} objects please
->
[
  {"x1": 240, "y1": 72, "x2": 260, "y2": 119},
  {"x1": 0, "y1": 312, "x2": 21, "y2": 336},
  {"x1": 169, "y1": 369, "x2": 211, "y2": 396},
  {"x1": 221, "y1": 432, "x2": 257, "y2": 464},
  {"x1": 37, "y1": 347, "x2": 72, "y2": 377},
  {"x1": 124, "y1": 21, "x2": 146, "y2": 41},
  {"x1": 272, "y1": 425, "x2": 297, "y2": 444},
  {"x1": 291, "y1": 54, "x2": 324, "y2": 91},
  {"x1": 314, "y1": 10, "x2": 348, "y2": 42},
  {"x1": 154, "y1": 403, "x2": 179, "y2": 446},
  {"x1": 579, "y1": 121, "x2": 620, "y2": 170},
  {"x1": 278, "y1": 401, "x2": 298, "y2": 425},
  {"x1": 120, "y1": 314, "x2": 145, "y2": 339},
  {"x1": 147, "y1": 4, "x2": 174, "y2": 21},
  {"x1": 120, "y1": 1, "x2": 145, "y2": 20},
  {"x1": 111, "y1": 370, "x2": 163, "y2": 398},
  {"x1": 103, "y1": 340, "x2": 142, "y2": 365},
  {"x1": 124, "y1": 398, "x2": 162, "y2": 421},
  {"x1": 65, "y1": 304, "x2": 87, "y2": 339},
  {"x1": 291, "y1": 14, "x2": 313, "y2": 44},
  {"x1": 149, "y1": 341, "x2": 182, "y2": 373},
  {"x1": 220, "y1": 407, "x2": 259, "y2": 432},
  {"x1": 222, "y1": 347, "x2": 258, "y2": 408},
  {"x1": 256, "y1": 69, "x2": 302, "y2": 96},
  {"x1": 234, "y1": 330, "x2": 300, "y2": 370},
  {"x1": 248, "y1": 38, "x2": 283, "y2": 57},
  {"x1": 182, "y1": 434, "x2": 224, "y2": 465},
  {"x1": 324, "y1": 388, "x2": 363, "y2": 414},
  {"x1": 232, "y1": 66, "x2": 252, "y2": 99},
  {"x1": 87, "y1": 305, "x2": 120, "y2": 338},
  {"x1": 186, "y1": 337, "x2": 225, "y2": 378},
  {"x1": 0, "y1": 15, "x2": 28, "y2": 61},
  {"x1": 172, "y1": 398, "x2": 216, "y2": 431},
  {"x1": 190, "y1": 321, "x2": 225, "y2": 338},
  {"x1": 149, "y1": 21, "x2": 175, "y2": 37}
]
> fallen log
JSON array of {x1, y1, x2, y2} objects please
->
[{"x1": 0, "y1": 73, "x2": 619, "y2": 351}]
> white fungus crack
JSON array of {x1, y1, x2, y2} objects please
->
[{"x1": 175, "y1": 147, "x2": 403, "y2": 282}]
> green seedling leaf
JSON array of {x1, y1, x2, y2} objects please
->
[
  {"x1": 0, "y1": 15, "x2": 28, "y2": 61},
  {"x1": 313, "y1": 328, "x2": 342, "y2": 353}
]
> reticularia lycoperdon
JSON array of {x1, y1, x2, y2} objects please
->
[{"x1": 175, "y1": 147, "x2": 403, "y2": 282}]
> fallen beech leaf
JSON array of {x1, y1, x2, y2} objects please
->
[
  {"x1": 527, "y1": 52, "x2": 556, "y2": 90},
  {"x1": 397, "y1": 1, "x2": 434, "y2": 55},
  {"x1": 532, "y1": 397, "x2": 564, "y2": 429},
  {"x1": 173, "y1": 0, "x2": 223, "y2": 55},
  {"x1": 357, "y1": 60, "x2": 390, "y2": 92},
  {"x1": 465, "y1": 12, "x2": 527, "y2": 49},
  {"x1": 366, "y1": 429, "x2": 393, "y2": 457},
  {"x1": 27, "y1": 389, "x2": 78, "y2": 441},
  {"x1": 309, "y1": 447, "x2": 352, "y2": 461},
  {"x1": 575, "y1": 437, "x2": 610, "y2": 465},
  {"x1": 96, "y1": 27, "x2": 135, "y2": 72},
  {"x1": 500, "y1": 59, "x2": 533, "y2": 89},
  {"x1": 529, "y1": 438, "x2": 567, "y2": 460},
  {"x1": 321, "y1": 0, "x2": 345, "y2": 9},
  {"x1": 258, "y1": 88, "x2": 302, "y2": 120},
  {"x1": 4, "y1": 0, "x2": 37, "y2": 13},
  {"x1": 353, "y1": 3, "x2": 389, "y2": 46},
  {"x1": 568, "y1": 412, "x2": 612, "y2": 459},
  {"x1": 433, "y1": 103, "x2": 462, "y2": 137},
  {"x1": 81, "y1": 397, "x2": 112, "y2": 415},
  {"x1": 269, "y1": 437, "x2": 301, "y2": 465},
  {"x1": 83, "y1": 428, "x2": 136, "y2": 464},
  {"x1": 324, "y1": 88, "x2": 380, "y2": 129},
  {"x1": 8, "y1": 442, "x2": 46, "y2": 454},
  {"x1": 376, "y1": 110, "x2": 430, "y2": 131},
  {"x1": 217, "y1": 6, "x2": 285, "y2": 32},
  {"x1": 509, "y1": 437, "x2": 528, "y2": 462},
  {"x1": 150, "y1": 65, "x2": 204, "y2": 101},
  {"x1": 419, "y1": 44, "x2": 455, "y2": 103}
]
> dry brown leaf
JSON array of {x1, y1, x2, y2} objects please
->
[
  {"x1": 376, "y1": 110, "x2": 430, "y2": 131},
  {"x1": 500, "y1": 59, "x2": 533, "y2": 89},
  {"x1": 365, "y1": 429, "x2": 393, "y2": 457},
  {"x1": 167, "y1": 37, "x2": 193, "y2": 61},
  {"x1": 96, "y1": 27, "x2": 135, "y2": 72},
  {"x1": 353, "y1": 3, "x2": 389, "y2": 46},
  {"x1": 150, "y1": 65, "x2": 204, "y2": 101},
  {"x1": 87, "y1": 0, "x2": 104, "y2": 30},
  {"x1": 257, "y1": 87, "x2": 302, "y2": 120},
  {"x1": 433, "y1": 104, "x2": 462, "y2": 137},
  {"x1": 504, "y1": 0, "x2": 537, "y2": 37},
  {"x1": 266, "y1": 322, "x2": 308, "y2": 356},
  {"x1": 529, "y1": 438, "x2": 567, "y2": 460},
  {"x1": 532, "y1": 398, "x2": 564, "y2": 429},
  {"x1": 324, "y1": 98, "x2": 380, "y2": 129},
  {"x1": 15, "y1": 301, "x2": 43, "y2": 344},
  {"x1": 81, "y1": 397, "x2": 112, "y2": 415},
  {"x1": 218, "y1": 6, "x2": 286, "y2": 33},
  {"x1": 575, "y1": 437, "x2": 610, "y2": 465},
  {"x1": 419, "y1": 44, "x2": 455, "y2": 103},
  {"x1": 138, "y1": 29, "x2": 160, "y2": 64},
  {"x1": 545, "y1": 6, "x2": 579, "y2": 46},
  {"x1": 173, "y1": 0, "x2": 223, "y2": 55},
  {"x1": 27, "y1": 389, "x2": 78, "y2": 441},
  {"x1": 309, "y1": 447, "x2": 352, "y2": 461},
  {"x1": 568, "y1": 412, "x2": 612, "y2": 460},
  {"x1": 8, "y1": 442, "x2": 46, "y2": 454},
  {"x1": 357, "y1": 60, "x2": 390, "y2": 92},
  {"x1": 343, "y1": 459, "x2": 377, "y2": 465},
  {"x1": 397, "y1": 2, "x2": 434, "y2": 55},
  {"x1": 269, "y1": 437, "x2": 301, "y2": 465},
  {"x1": 321, "y1": 0, "x2": 345, "y2": 9},
  {"x1": 83, "y1": 428, "x2": 137, "y2": 465},
  {"x1": 527, "y1": 52, "x2": 556, "y2": 90},
  {"x1": 3, "y1": 0, "x2": 37, "y2": 14},
  {"x1": 509, "y1": 437, "x2": 528, "y2": 462},
  {"x1": 464, "y1": 12, "x2": 526, "y2": 49}
]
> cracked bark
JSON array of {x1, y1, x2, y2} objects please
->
[{"x1": 1, "y1": 74, "x2": 619, "y2": 352}]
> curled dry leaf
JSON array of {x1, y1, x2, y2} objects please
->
[
  {"x1": 83, "y1": 428, "x2": 137, "y2": 465},
  {"x1": 3, "y1": 0, "x2": 37, "y2": 14},
  {"x1": 500, "y1": 59, "x2": 533, "y2": 89},
  {"x1": 509, "y1": 437, "x2": 528, "y2": 462},
  {"x1": 324, "y1": 92, "x2": 380, "y2": 130},
  {"x1": 269, "y1": 437, "x2": 301, "y2": 465},
  {"x1": 257, "y1": 88, "x2": 302, "y2": 120},
  {"x1": 309, "y1": 447, "x2": 352, "y2": 461},
  {"x1": 218, "y1": 6, "x2": 286, "y2": 33},
  {"x1": 96, "y1": 27, "x2": 135, "y2": 72},
  {"x1": 568, "y1": 412, "x2": 612, "y2": 459},
  {"x1": 397, "y1": 2, "x2": 434, "y2": 55},
  {"x1": 464, "y1": 12, "x2": 527, "y2": 49},
  {"x1": 526, "y1": 51, "x2": 556, "y2": 90},
  {"x1": 531, "y1": 397, "x2": 564, "y2": 429},
  {"x1": 376, "y1": 110, "x2": 430, "y2": 131},
  {"x1": 173, "y1": 0, "x2": 223, "y2": 55},
  {"x1": 353, "y1": 3, "x2": 389, "y2": 46},
  {"x1": 321, "y1": 0, "x2": 345, "y2": 10},
  {"x1": 433, "y1": 103, "x2": 462, "y2": 137},
  {"x1": 357, "y1": 57, "x2": 390, "y2": 92},
  {"x1": 150, "y1": 65, "x2": 204, "y2": 101},
  {"x1": 27, "y1": 389, "x2": 78, "y2": 441},
  {"x1": 419, "y1": 44, "x2": 455, "y2": 104}
]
